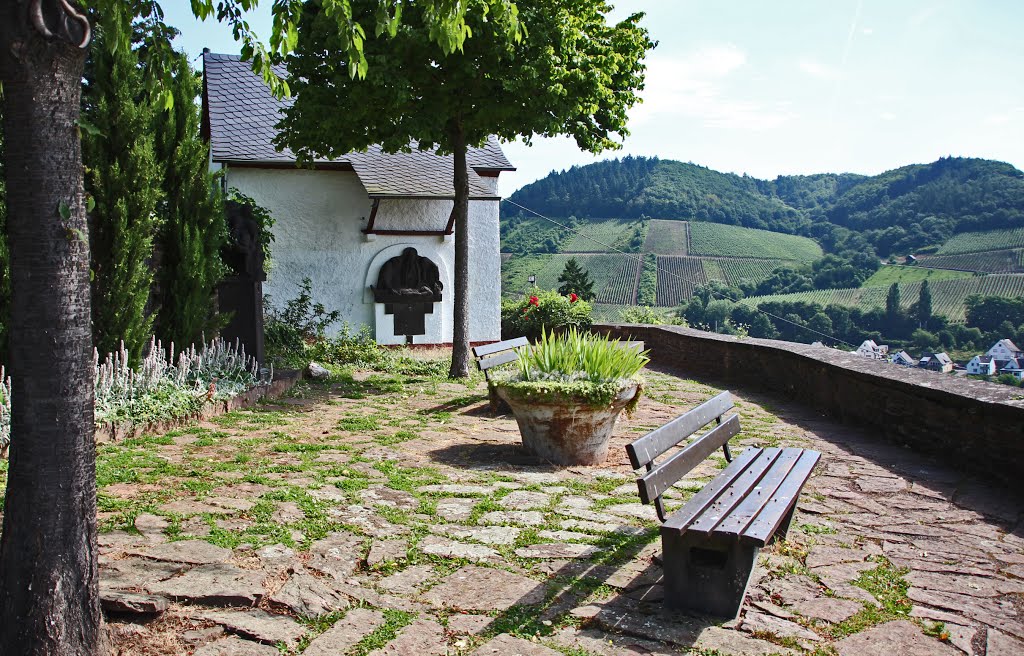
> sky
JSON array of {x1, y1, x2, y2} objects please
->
[{"x1": 165, "y1": 0, "x2": 1024, "y2": 194}]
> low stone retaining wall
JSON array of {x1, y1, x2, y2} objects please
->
[
  {"x1": 94, "y1": 369, "x2": 303, "y2": 443},
  {"x1": 596, "y1": 324, "x2": 1024, "y2": 484}
]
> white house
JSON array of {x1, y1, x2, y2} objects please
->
[
  {"x1": 853, "y1": 340, "x2": 888, "y2": 360},
  {"x1": 919, "y1": 352, "x2": 953, "y2": 373},
  {"x1": 1000, "y1": 358, "x2": 1024, "y2": 381},
  {"x1": 986, "y1": 339, "x2": 1024, "y2": 362},
  {"x1": 202, "y1": 52, "x2": 514, "y2": 346},
  {"x1": 890, "y1": 351, "x2": 915, "y2": 367},
  {"x1": 966, "y1": 355, "x2": 997, "y2": 376}
]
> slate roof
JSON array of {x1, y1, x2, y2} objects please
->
[{"x1": 202, "y1": 52, "x2": 514, "y2": 199}]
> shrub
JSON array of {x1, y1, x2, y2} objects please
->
[
  {"x1": 265, "y1": 277, "x2": 341, "y2": 355},
  {"x1": 501, "y1": 289, "x2": 592, "y2": 341}
]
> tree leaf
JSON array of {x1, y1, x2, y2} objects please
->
[{"x1": 58, "y1": 201, "x2": 71, "y2": 220}]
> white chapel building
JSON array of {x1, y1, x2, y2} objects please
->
[{"x1": 202, "y1": 52, "x2": 514, "y2": 345}]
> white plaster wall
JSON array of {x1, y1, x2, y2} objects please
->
[
  {"x1": 375, "y1": 198, "x2": 452, "y2": 231},
  {"x1": 225, "y1": 167, "x2": 501, "y2": 344}
]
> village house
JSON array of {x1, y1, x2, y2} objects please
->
[
  {"x1": 918, "y1": 352, "x2": 953, "y2": 373},
  {"x1": 986, "y1": 338, "x2": 1024, "y2": 362},
  {"x1": 966, "y1": 354, "x2": 997, "y2": 376},
  {"x1": 202, "y1": 52, "x2": 514, "y2": 346},
  {"x1": 852, "y1": 340, "x2": 888, "y2": 360},
  {"x1": 890, "y1": 351, "x2": 916, "y2": 367}
]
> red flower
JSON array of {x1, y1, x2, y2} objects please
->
[
  {"x1": 569, "y1": 293, "x2": 578, "y2": 303},
  {"x1": 529, "y1": 295, "x2": 539, "y2": 306}
]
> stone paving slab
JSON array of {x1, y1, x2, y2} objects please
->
[
  {"x1": 303, "y1": 608, "x2": 385, "y2": 656},
  {"x1": 423, "y1": 565, "x2": 546, "y2": 611},
  {"x1": 192, "y1": 636, "x2": 279, "y2": 656},
  {"x1": 470, "y1": 633, "x2": 562, "y2": 656},
  {"x1": 834, "y1": 620, "x2": 960, "y2": 656},
  {"x1": 366, "y1": 618, "x2": 447, "y2": 656},
  {"x1": 145, "y1": 564, "x2": 264, "y2": 606},
  {"x1": 189, "y1": 609, "x2": 305, "y2": 646}
]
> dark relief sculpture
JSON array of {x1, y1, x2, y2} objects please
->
[
  {"x1": 371, "y1": 248, "x2": 443, "y2": 341},
  {"x1": 371, "y1": 247, "x2": 443, "y2": 303}
]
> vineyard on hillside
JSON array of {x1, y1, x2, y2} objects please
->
[
  {"x1": 863, "y1": 265, "x2": 974, "y2": 287},
  {"x1": 643, "y1": 219, "x2": 689, "y2": 255},
  {"x1": 656, "y1": 256, "x2": 709, "y2": 306},
  {"x1": 740, "y1": 274, "x2": 1024, "y2": 323},
  {"x1": 689, "y1": 222, "x2": 822, "y2": 261},
  {"x1": 714, "y1": 258, "x2": 798, "y2": 286},
  {"x1": 917, "y1": 249, "x2": 1024, "y2": 274},
  {"x1": 936, "y1": 228, "x2": 1024, "y2": 255},
  {"x1": 561, "y1": 218, "x2": 646, "y2": 253},
  {"x1": 499, "y1": 253, "x2": 641, "y2": 305}
]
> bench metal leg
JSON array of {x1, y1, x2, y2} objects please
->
[
  {"x1": 662, "y1": 531, "x2": 760, "y2": 619},
  {"x1": 772, "y1": 504, "x2": 797, "y2": 544}
]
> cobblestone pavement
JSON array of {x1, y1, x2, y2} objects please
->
[{"x1": 89, "y1": 363, "x2": 1024, "y2": 655}]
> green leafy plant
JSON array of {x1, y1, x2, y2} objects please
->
[
  {"x1": 515, "y1": 327, "x2": 649, "y2": 383},
  {"x1": 265, "y1": 277, "x2": 342, "y2": 353},
  {"x1": 494, "y1": 327, "x2": 649, "y2": 409},
  {"x1": 501, "y1": 289, "x2": 592, "y2": 341}
]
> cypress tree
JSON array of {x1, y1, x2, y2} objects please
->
[
  {"x1": 557, "y1": 257, "x2": 596, "y2": 301},
  {"x1": 153, "y1": 52, "x2": 227, "y2": 349},
  {"x1": 83, "y1": 30, "x2": 163, "y2": 362},
  {"x1": 918, "y1": 279, "x2": 932, "y2": 328},
  {"x1": 885, "y1": 282, "x2": 901, "y2": 333}
]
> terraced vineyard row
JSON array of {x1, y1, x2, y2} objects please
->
[
  {"x1": 739, "y1": 274, "x2": 1024, "y2": 323},
  {"x1": 596, "y1": 255, "x2": 642, "y2": 304},
  {"x1": 713, "y1": 258, "x2": 796, "y2": 286},
  {"x1": 644, "y1": 219, "x2": 689, "y2": 255},
  {"x1": 689, "y1": 222, "x2": 822, "y2": 261},
  {"x1": 937, "y1": 227, "x2": 1024, "y2": 255},
  {"x1": 656, "y1": 257, "x2": 708, "y2": 306},
  {"x1": 917, "y1": 249, "x2": 1024, "y2": 273},
  {"x1": 561, "y1": 218, "x2": 645, "y2": 252}
]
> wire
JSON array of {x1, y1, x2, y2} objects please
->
[{"x1": 500, "y1": 198, "x2": 858, "y2": 348}]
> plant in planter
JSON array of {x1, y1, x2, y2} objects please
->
[{"x1": 492, "y1": 328, "x2": 649, "y2": 465}]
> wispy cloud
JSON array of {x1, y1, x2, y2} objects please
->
[
  {"x1": 986, "y1": 107, "x2": 1024, "y2": 125},
  {"x1": 799, "y1": 58, "x2": 842, "y2": 80},
  {"x1": 633, "y1": 44, "x2": 795, "y2": 130}
]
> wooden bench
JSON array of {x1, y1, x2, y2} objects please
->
[
  {"x1": 473, "y1": 337, "x2": 530, "y2": 412},
  {"x1": 626, "y1": 391, "x2": 820, "y2": 618}
]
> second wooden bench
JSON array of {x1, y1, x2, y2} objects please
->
[{"x1": 626, "y1": 391, "x2": 820, "y2": 618}]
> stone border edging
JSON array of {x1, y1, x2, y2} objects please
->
[
  {"x1": 595, "y1": 323, "x2": 1024, "y2": 485},
  {"x1": 94, "y1": 369, "x2": 303, "y2": 444}
]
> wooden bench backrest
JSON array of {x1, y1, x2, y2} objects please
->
[
  {"x1": 473, "y1": 337, "x2": 529, "y2": 374},
  {"x1": 627, "y1": 391, "x2": 739, "y2": 519}
]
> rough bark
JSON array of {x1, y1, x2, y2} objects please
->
[
  {"x1": 449, "y1": 123, "x2": 472, "y2": 378},
  {"x1": 0, "y1": 2, "x2": 100, "y2": 654}
]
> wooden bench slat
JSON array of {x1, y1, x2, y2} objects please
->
[
  {"x1": 741, "y1": 449, "x2": 821, "y2": 546},
  {"x1": 626, "y1": 392, "x2": 734, "y2": 469},
  {"x1": 709, "y1": 447, "x2": 804, "y2": 539},
  {"x1": 683, "y1": 447, "x2": 784, "y2": 535},
  {"x1": 660, "y1": 446, "x2": 765, "y2": 533},
  {"x1": 637, "y1": 414, "x2": 741, "y2": 504},
  {"x1": 477, "y1": 350, "x2": 520, "y2": 372},
  {"x1": 473, "y1": 337, "x2": 529, "y2": 358}
]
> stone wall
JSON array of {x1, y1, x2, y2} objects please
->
[{"x1": 596, "y1": 324, "x2": 1024, "y2": 484}]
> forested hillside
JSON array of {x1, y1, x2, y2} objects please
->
[{"x1": 506, "y1": 156, "x2": 1024, "y2": 256}]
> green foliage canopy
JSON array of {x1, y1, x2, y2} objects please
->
[{"x1": 557, "y1": 258, "x2": 595, "y2": 301}]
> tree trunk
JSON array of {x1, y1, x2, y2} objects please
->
[
  {"x1": 0, "y1": 4, "x2": 100, "y2": 654},
  {"x1": 449, "y1": 123, "x2": 472, "y2": 378}
]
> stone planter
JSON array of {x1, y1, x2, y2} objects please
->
[{"x1": 495, "y1": 382, "x2": 640, "y2": 466}]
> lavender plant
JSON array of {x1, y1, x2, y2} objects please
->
[{"x1": 94, "y1": 336, "x2": 267, "y2": 425}]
